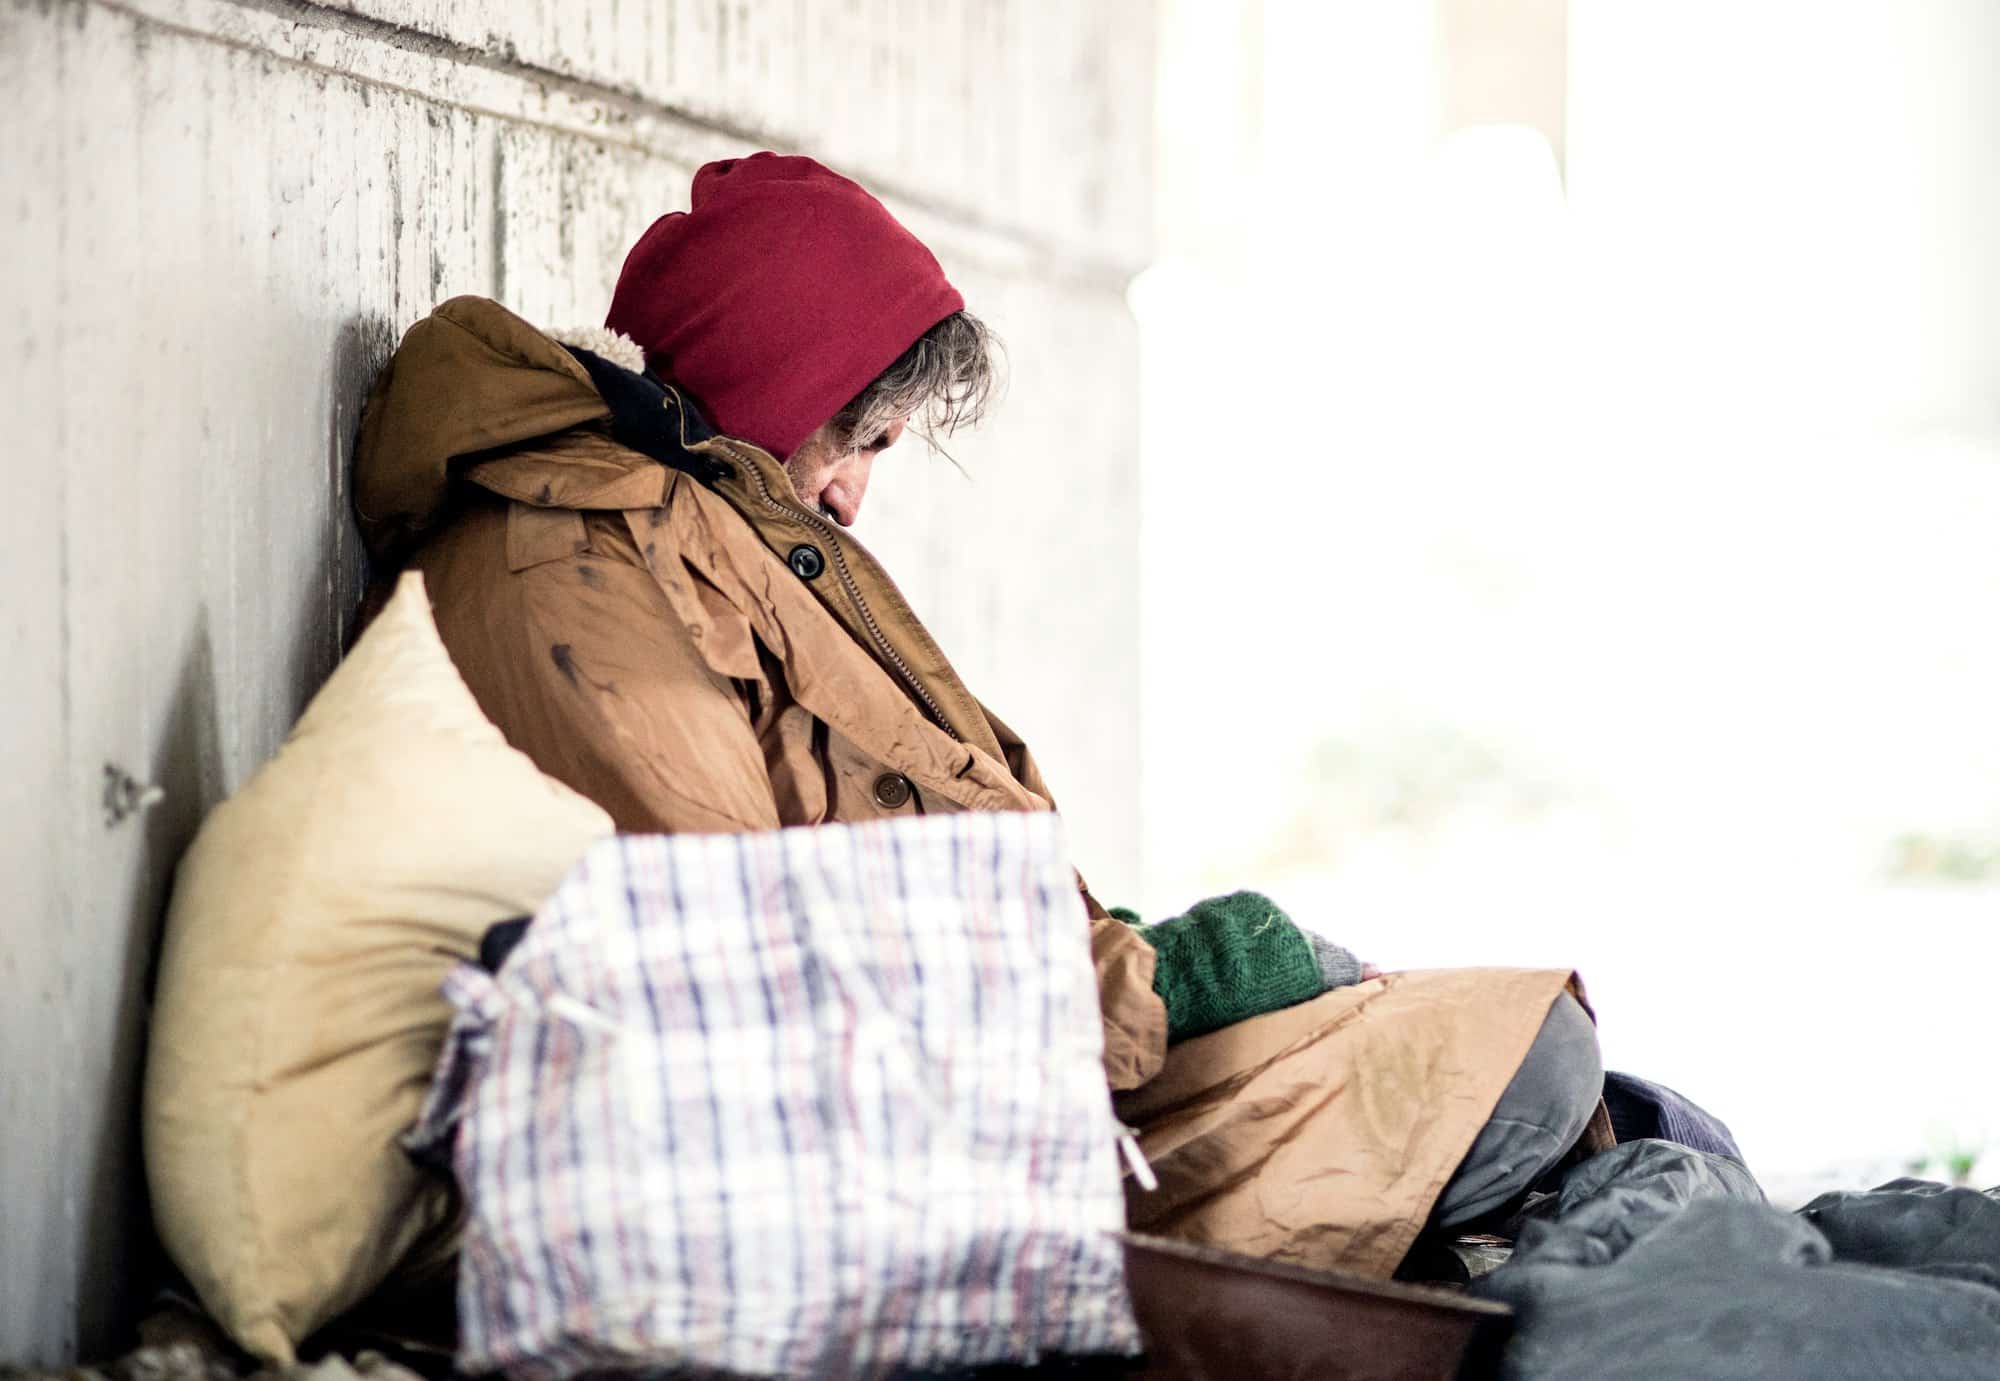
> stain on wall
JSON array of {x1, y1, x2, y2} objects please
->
[{"x1": 0, "y1": 0, "x2": 1153, "y2": 1363}]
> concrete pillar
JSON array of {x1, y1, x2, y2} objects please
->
[{"x1": 0, "y1": 0, "x2": 1154, "y2": 1362}]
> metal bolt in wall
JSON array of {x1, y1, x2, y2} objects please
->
[{"x1": 103, "y1": 763, "x2": 165, "y2": 828}]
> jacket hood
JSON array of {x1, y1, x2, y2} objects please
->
[{"x1": 356, "y1": 297, "x2": 742, "y2": 563}]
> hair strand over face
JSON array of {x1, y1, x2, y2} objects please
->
[{"x1": 826, "y1": 310, "x2": 1002, "y2": 456}]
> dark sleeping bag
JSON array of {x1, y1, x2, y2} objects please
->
[{"x1": 1476, "y1": 1139, "x2": 2000, "y2": 1380}]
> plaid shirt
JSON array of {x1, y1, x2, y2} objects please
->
[{"x1": 409, "y1": 812, "x2": 1140, "y2": 1378}]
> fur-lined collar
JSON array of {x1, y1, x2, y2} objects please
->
[{"x1": 546, "y1": 325, "x2": 647, "y2": 376}]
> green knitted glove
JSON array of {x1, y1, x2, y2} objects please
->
[{"x1": 1126, "y1": 891, "x2": 1362, "y2": 1044}]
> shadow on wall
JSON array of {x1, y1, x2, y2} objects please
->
[
  {"x1": 76, "y1": 315, "x2": 386, "y2": 1353},
  {"x1": 83, "y1": 613, "x2": 224, "y2": 1352},
  {"x1": 326, "y1": 314, "x2": 393, "y2": 650}
]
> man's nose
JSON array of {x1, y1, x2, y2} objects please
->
[{"x1": 822, "y1": 449, "x2": 878, "y2": 527}]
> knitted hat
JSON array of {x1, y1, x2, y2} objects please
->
[{"x1": 603, "y1": 152, "x2": 964, "y2": 460}]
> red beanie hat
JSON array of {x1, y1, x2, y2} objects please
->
[{"x1": 603, "y1": 152, "x2": 965, "y2": 460}]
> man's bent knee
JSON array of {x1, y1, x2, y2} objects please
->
[{"x1": 1431, "y1": 991, "x2": 1603, "y2": 1229}]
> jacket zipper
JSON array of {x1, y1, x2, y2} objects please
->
[{"x1": 717, "y1": 439, "x2": 962, "y2": 742}]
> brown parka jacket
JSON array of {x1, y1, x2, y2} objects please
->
[{"x1": 354, "y1": 297, "x2": 1584, "y2": 1277}]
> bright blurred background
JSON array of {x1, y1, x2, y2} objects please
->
[{"x1": 1135, "y1": 0, "x2": 2000, "y2": 1202}]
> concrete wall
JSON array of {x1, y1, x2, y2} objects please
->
[{"x1": 0, "y1": 0, "x2": 1153, "y2": 1362}]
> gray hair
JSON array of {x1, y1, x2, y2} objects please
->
[{"x1": 826, "y1": 310, "x2": 1002, "y2": 454}]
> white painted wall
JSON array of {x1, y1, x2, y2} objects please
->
[{"x1": 0, "y1": 0, "x2": 1152, "y2": 1362}]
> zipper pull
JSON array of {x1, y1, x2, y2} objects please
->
[{"x1": 1118, "y1": 1125, "x2": 1159, "y2": 1192}]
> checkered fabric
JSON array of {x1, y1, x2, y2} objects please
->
[{"x1": 408, "y1": 812, "x2": 1140, "y2": 1379}]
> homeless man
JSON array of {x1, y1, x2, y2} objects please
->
[{"x1": 353, "y1": 151, "x2": 1606, "y2": 1277}]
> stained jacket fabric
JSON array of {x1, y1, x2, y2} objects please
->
[{"x1": 353, "y1": 296, "x2": 1585, "y2": 1277}]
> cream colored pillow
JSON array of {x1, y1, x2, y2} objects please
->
[{"x1": 143, "y1": 571, "x2": 613, "y2": 1361}]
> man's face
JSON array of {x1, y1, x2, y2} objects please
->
[{"x1": 781, "y1": 416, "x2": 908, "y2": 527}]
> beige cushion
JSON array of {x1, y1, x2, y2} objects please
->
[{"x1": 143, "y1": 571, "x2": 614, "y2": 1361}]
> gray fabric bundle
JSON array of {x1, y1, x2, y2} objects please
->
[{"x1": 1477, "y1": 1140, "x2": 2000, "y2": 1380}]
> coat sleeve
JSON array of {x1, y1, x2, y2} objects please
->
[
  {"x1": 417, "y1": 503, "x2": 783, "y2": 837},
  {"x1": 982, "y1": 697, "x2": 1170, "y2": 1090},
  {"x1": 1081, "y1": 883, "x2": 1170, "y2": 1092}
]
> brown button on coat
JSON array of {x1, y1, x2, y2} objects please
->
[{"x1": 355, "y1": 298, "x2": 1586, "y2": 1278}]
